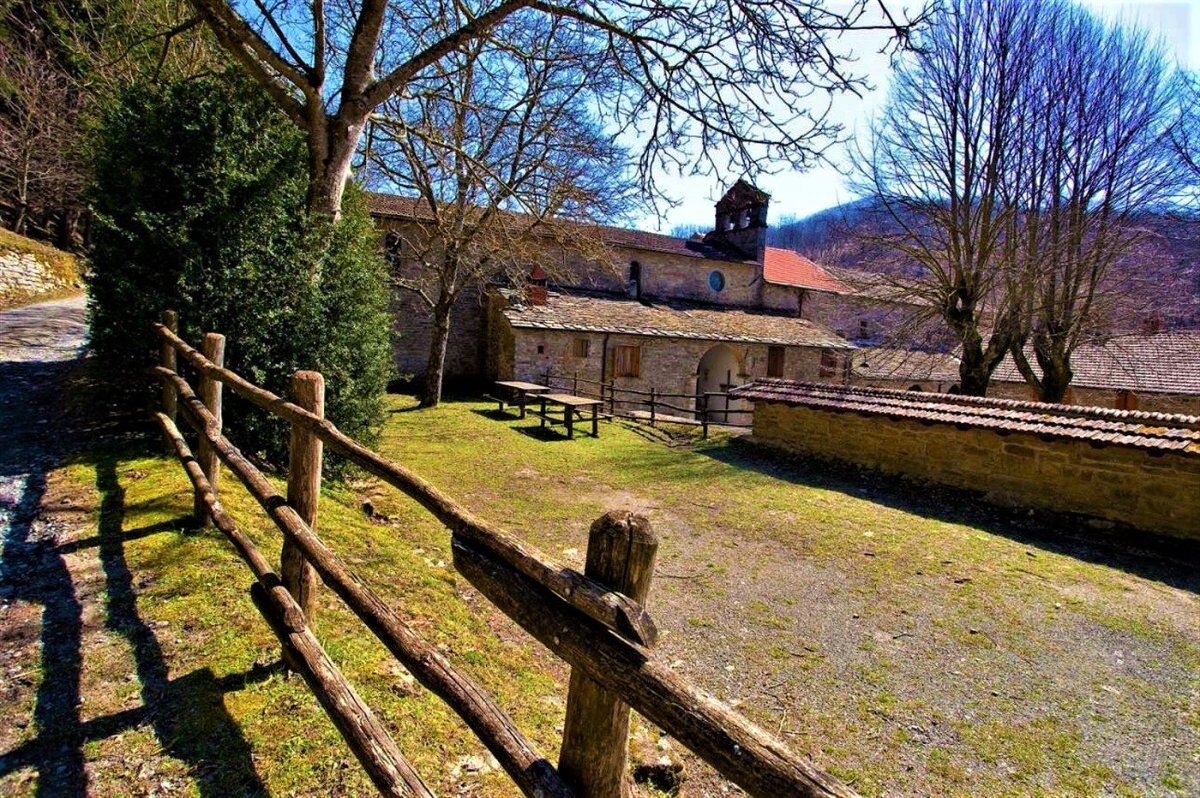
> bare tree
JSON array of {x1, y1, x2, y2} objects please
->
[
  {"x1": 858, "y1": 0, "x2": 1040, "y2": 395},
  {"x1": 367, "y1": 16, "x2": 637, "y2": 405},
  {"x1": 0, "y1": 0, "x2": 214, "y2": 245},
  {"x1": 0, "y1": 39, "x2": 83, "y2": 236},
  {"x1": 1003, "y1": 2, "x2": 1187, "y2": 402},
  {"x1": 183, "y1": 0, "x2": 930, "y2": 221}
]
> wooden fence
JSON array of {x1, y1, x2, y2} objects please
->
[
  {"x1": 152, "y1": 310, "x2": 856, "y2": 798},
  {"x1": 541, "y1": 371, "x2": 753, "y2": 438}
]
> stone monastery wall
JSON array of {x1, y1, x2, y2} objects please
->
[{"x1": 737, "y1": 381, "x2": 1200, "y2": 541}]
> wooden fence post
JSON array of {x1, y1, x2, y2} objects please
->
[
  {"x1": 159, "y1": 310, "x2": 178, "y2": 454},
  {"x1": 283, "y1": 370, "x2": 324, "y2": 622},
  {"x1": 700, "y1": 395, "x2": 709, "y2": 439},
  {"x1": 194, "y1": 332, "x2": 225, "y2": 524},
  {"x1": 559, "y1": 511, "x2": 659, "y2": 798},
  {"x1": 608, "y1": 380, "x2": 616, "y2": 416},
  {"x1": 649, "y1": 388, "x2": 656, "y2": 427}
]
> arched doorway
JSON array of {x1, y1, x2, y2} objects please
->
[{"x1": 696, "y1": 344, "x2": 751, "y2": 424}]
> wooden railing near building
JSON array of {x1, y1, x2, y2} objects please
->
[
  {"x1": 152, "y1": 310, "x2": 856, "y2": 798},
  {"x1": 542, "y1": 370, "x2": 753, "y2": 437}
]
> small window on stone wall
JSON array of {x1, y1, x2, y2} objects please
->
[
  {"x1": 536, "y1": 344, "x2": 545, "y2": 355},
  {"x1": 767, "y1": 346, "x2": 785, "y2": 378},
  {"x1": 818, "y1": 349, "x2": 839, "y2": 379},
  {"x1": 573, "y1": 338, "x2": 590, "y2": 358},
  {"x1": 612, "y1": 345, "x2": 641, "y2": 378}
]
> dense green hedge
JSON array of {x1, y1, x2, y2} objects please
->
[{"x1": 87, "y1": 70, "x2": 393, "y2": 468}]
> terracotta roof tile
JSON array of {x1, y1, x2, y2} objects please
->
[
  {"x1": 730, "y1": 379, "x2": 1200, "y2": 455},
  {"x1": 762, "y1": 248, "x2": 849, "y2": 292},
  {"x1": 500, "y1": 288, "x2": 854, "y2": 349}
]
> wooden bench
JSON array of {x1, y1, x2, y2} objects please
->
[
  {"x1": 490, "y1": 381, "x2": 551, "y2": 419},
  {"x1": 533, "y1": 393, "x2": 604, "y2": 439}
]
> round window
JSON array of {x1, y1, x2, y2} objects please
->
[{"x1": 708, "y1": 270, "x2": 726, "y2": 292}]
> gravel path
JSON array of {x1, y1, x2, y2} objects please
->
[
  {"x1": 0, "y1": 295, "x2": 88, "y2": 533},
  {"x1": 0, "y1": 296, "x2": 90, "y2": 795}
]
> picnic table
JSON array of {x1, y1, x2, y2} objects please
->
[
  {"x1": 535, "y1": 393, "x2": 603, "y2": 439},
  {"x1": 492, "y1": 380, "x2": 550, "y2": 419}
]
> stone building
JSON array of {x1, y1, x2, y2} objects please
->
[
  {"x1": 841, "y1": 332, "x2": 1200, "y2": 416},
  {"x1": 370, "y1": 181, "x2": 855, "y2": 413}
]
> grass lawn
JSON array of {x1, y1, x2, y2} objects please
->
[{"x1": 3, "y1": 394, "x2": 1197, "y2": 797}]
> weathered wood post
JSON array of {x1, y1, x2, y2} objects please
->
[
  {"x1": 700, "y1": 394, "x2": 709, "y2": 439},
  {"x1": 573, "y1": 372, "x2": 579, "y2": 395},
  {"x1": 159, "y1": 310, "x2": 178, "y2": 454},
  {"x1": 194, "y1": 332, "x2": 225, "y2": 524},
  {"x1": 649, "y1": 388, "x2": 656, "y2": 427},
  {"x1": 559, "y1": 511, "x2": 659, "y2": 798},
  {"x1": 283, "y1": 370, "x2": 324, "y2": 622},
  {"x1": 608, "y1": 380, "x2": 616, "y2": 416}
]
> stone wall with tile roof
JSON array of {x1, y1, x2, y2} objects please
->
[{"x1": 732, "y1": 379, "x2": 1200, "y2": 539}]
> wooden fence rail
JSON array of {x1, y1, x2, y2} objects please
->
[
  {"x1": 151, "y1": 311, "x2": 857, "y2": 798},
  {"x1": 541, "y1": 371, "x2": 753, "y2": 437}
]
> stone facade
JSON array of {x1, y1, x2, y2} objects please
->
[
  {"x1": 389, "y1": 285, "x2": 488, "y2": 382},
  {"x1": 488, "y1": 297, "x2": 829, "y2": 417},
  {"x1": 747, "y1": 398, "x2": 1200, "y2": 541},
  {"x1": 371, "y1": 181, "x2": 855, "y2": 398}
]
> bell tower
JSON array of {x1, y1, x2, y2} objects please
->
[{"x1": 704, "y1": 179, "x2": 770, "y2": 261}]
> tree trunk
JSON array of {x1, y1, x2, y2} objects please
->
[
  {"x1": 1032, "y1": 347, "x2": 1073, "y2": 404},
  {"x1": 957, "y1": 339, "x2": 992, "y2": 396},
  {"x1": 957, "y1": 361, "x2": 992, "y2": 396},
  {"x1": 421, "y1": 305, "x2": 453, "y2": 407},
  {"x1": 304, "y1": 115, "x2": 366, "y2": 220}
]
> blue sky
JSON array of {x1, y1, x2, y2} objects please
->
[{"x1": 647, "y1": 0, "x2": 1200, "y2": 234}]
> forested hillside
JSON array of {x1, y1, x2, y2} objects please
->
[{"x1": 769, "y1": 200, "x2": 1200, "y2": 331}]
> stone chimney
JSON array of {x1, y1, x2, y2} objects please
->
[
  {"x1": 703, "y1": 179, "x2": 770, "y2": 261},
  {"x1": 526, "y1": 265, "x2": 548, "y2": 305}
]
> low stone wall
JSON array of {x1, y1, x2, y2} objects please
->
[
  {"x1": 0, "y1": 239, "x2": 79, "y2": 308},
  {"x1": 745, "y1": 390, "x2": 1200, "y2": 541}
]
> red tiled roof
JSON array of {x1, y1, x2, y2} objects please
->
[
  {"x1": 499, "y1": 288, "x2": 853, "y2": 349},
  {"x1": 730, "y1": 379, "x2": 1200, "y2": 454},
  {"x1": 762, "y1": 248, "x2": 849, "y2": 293},
  {"x1": 992, "y1": 332, "x2": 1200, "y2": 396},
  {"x1": 367, "y1": 192, "x2": 752, "y2": 264}
]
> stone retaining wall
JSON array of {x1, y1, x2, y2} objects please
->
[
  {"x1": 750, "y1": 400, "x2": 1200, "y2": 541},
  {"x1": 0, "y1": 248, "x2": 77, "y2": 307}
]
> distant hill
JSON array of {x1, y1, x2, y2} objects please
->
[{"x1": 768, "y1": 200, "x2": 1200, "y2": 331}]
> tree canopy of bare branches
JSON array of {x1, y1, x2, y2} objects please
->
[
  {"x1": 185, "y1": 0, "x2": 931, "y2": 220},
  {"x1": 0, "y1": 39, "x2": 83, "y2": 237},
  {"x1": 366, "y1": 15, "x2": 638, "y2": 405},
  {"x1": 0, "y1": 0, "x2": 214, "y2": 245},
  {"x1": 860, "y1": 0, "x2": 1188, "y2": 399},
  {"x1": 1002, "y1": 1, "x2": 1188, "y2": 401}
]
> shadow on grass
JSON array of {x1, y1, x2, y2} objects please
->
[
  {"x1": 512, "y1": 424, "x2": 593, "y2": 442},
  {"x1": 0, "y1": 345, "x2": 270, "y2": 794},
  {"x1": 694, "y1": 436, "x2": 1200, "y2": 595},
  {"x1": 470, "y1": 407, "x2": 522, "y2": 423},
  {"x1": 93, "y1": 450, "x2": 269, "y2": 796}
]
